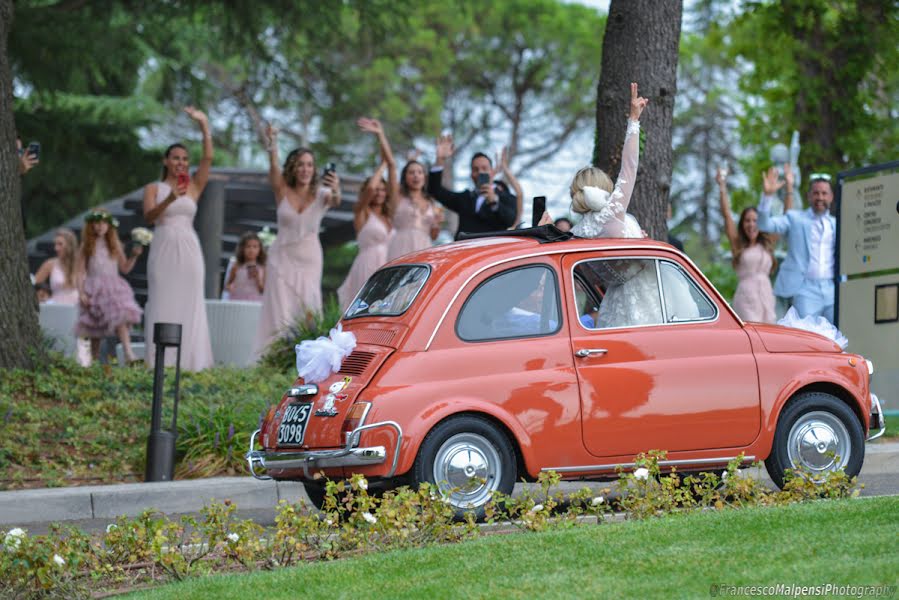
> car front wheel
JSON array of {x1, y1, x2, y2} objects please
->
[
  {"x1": 765, "y1": 391, "x2": 865, "y2": 488},
  {"x1": 412, "y1": 415, "x2": 517, "y2": 520}
]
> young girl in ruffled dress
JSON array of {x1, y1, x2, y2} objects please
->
[
  {"x1": 225, "y1": 231, "x2": 266, "y2": 302},
  {"x1": 76, "y1": 210, "x2": 143, "y2": 363}
]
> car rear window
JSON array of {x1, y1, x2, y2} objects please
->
[{"x1": 344, "y1": 265, "x2": 430, "y2": 318}]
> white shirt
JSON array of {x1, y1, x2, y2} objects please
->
[{"x1": 807, "y1": 210, "x2": 834, "y2": 280}]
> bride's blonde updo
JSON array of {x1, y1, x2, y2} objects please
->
[{"x1": 570, "y1": 166, "x2": 613, "y2": 214}]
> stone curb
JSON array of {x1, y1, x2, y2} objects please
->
[
  {"x1": 2, "y1": 441, "x2": 897, "y2": 527},
  {"x1": 0, "y1": 477, "x2": 309, "y2": 526}
]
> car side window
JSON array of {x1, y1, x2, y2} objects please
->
[
  {"x1": 573, "y1": 258, "x2": 664, "y2": 329},
  {"x1": 457, "y1": 265, "x2": 561, "y2": 341},
  {"x1": 659, "y1": 261, "x2": 716, "y2": 323}
]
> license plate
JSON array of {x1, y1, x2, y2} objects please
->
[{"x1": 277, "y1": 402, "x2": 312, "y2": 446}]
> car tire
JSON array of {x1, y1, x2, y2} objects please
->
[
  {"x1": 303, "y1": 481, "x2": 329, "y2": 511},
  {"x1": 412, "y1": 415, "x2": 517, "y2": 520},
  {"x1": 765, "y1": 391, "x2": 865, "y2": 489}
]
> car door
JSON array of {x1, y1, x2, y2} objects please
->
[{"x1": 563, "y1": 251, "x2": 760, "y2": 457}]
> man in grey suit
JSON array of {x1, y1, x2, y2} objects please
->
[{"x1": 758, "y1": 171, "x2": 837, "y2": 323}]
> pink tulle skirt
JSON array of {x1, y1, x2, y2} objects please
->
[{"x1": 76, "y1": 274, "x2": 142, "y2": 337}]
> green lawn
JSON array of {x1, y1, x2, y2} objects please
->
[
  {"x1": 883, "y1": 413, "x2": 898, "y2": 439},
  {"x1": 129, "y1": 496, "x2": 899, "y2": 600}
]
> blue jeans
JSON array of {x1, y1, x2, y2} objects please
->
[{"x1": 792, "y1": 278, "x2": 835, "y2": 324}]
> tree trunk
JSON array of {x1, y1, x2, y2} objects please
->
[
  {"x1": 0, "y1": 0, "x2": 43, "y2": 369},
  {"x1": 593, "y1": 0, "x2": 683, "y2": 241}
]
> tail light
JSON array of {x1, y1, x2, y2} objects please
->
[{"x1": 341, "y1": 402, "x2": 371, "y2": 447}]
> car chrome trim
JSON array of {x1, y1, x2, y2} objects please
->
[
  {"x1": 288, "y1": 384, "x2": 319, "y2": 397},
  {"x1": 568, "y1": 256, "x2": 720, "y2": 333},
  {"x1": 426, "y1": 244, "x2": 682, "y2": 350},
  {"x1": 867, "y1": 393, "x2": 886, "y2": 441},
  {"x1": 246, "y1": 420, "x2": 403, "y2": 480},
  {"x1": 541, "y1": 455, "x2": 756, "y2": 474},
  {"x1": 575, "y1": 348, "x2": 608, "y2": 358}
]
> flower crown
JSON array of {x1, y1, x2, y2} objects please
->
[{"x1": 85, "y1": 210, "x2": 119, "y2": 228}]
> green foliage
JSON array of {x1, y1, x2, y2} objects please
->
[
  {"x1": 0, "y1": 461, "x2": 868, "y2": 598},
  {"x1": 728, "y1": 0, "x2": 899, "y2": 189},
  {"x1": 0, "y1": 357, "x2": 293, "y2": 490}
]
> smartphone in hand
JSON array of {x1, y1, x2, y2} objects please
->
[
  {"x1": 476, "y1": 172, "x2": 490, "y2": 187},
  {"x1": 27, "y1": 141, "x2": 40, "y2": 159},
  {"x1": 322, "y1": 162, "x2": 336, "y2": 178},
  {"x1": 177, "y1": 172, "x2": 190, "y2": 191},
  {"x1": 532, "y1": 196, "x2": 547, "y2": 228}
]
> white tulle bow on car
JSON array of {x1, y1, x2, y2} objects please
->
[
  {"x1": 295, "y1": 323, "x2": 357, "y2": 383},
  {"x1": 583, "y1": 186, "x2": 612, "y2": 212},
  {"x1": 777, "y1": 307, "x2": 848, "y2": 350}
]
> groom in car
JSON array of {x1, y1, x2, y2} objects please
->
[{"x1": 428, "y1": 134, "x2": 517, "y2": 238}]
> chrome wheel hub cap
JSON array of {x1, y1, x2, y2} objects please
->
[
  {"x1": 433, "y1": 433, "x2": 501, "y2": 509},
  {"x1": 787, "y1": 411, "x2": 850, "y2": 474}
]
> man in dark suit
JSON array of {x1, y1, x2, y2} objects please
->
[{"x1": 428, "y1": 134, "x2": 517, "y2": 238}]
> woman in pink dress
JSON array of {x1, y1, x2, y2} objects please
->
[
  {"x1": 75, "y1": 211, "x2": 143, "y2": 362},
  {"x1": 252, "y1": 125, "x2": 342, "y2": 358},
  {"x1": 142, "y1": 106, "x2": 214, "y2": 371},
  {"x1": 337, "y1": 119, "x2": 395, "y2": 309},
  {"x1": 225, "y1": 231, "x2": 266, "y2": 302},
  {"x1": 717, "y1": 165, "x2": 792, "y2": 323},
  {"x1": 34, "y1": 228, "x2": 80, "y2": 305}
]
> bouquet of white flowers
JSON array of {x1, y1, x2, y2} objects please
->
[
  {"x1": 131, "y1": 227, "x2": 153, "y2": 246},
  {"x1": 258, "y1": 226, "x2": 277, "y2": 248}
]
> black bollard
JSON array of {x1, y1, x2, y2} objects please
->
[{"x1": 145, "y1": 322, "x2": 182, "y2": 482}]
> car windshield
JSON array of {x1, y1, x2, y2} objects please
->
[{"x1": 344, "y1": 265, "x2": 430, "y2": 318}]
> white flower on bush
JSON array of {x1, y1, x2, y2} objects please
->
[
  {"x1": 325, "y1": 519, "x2": 334, "y2": 526},
  {"x1": 633, "y1": 467, "x2": 649, "y2": 481},
  {"x1": 722, "y1": 471, "x2": 729, "y2": 481},
  {"x1": 592, "y1": 496, "x2": 604, "y2": 506},
  {"x1": 4, "y1": 527, "x2": 25, "y2": 551},
  {"x1": 227, "y1": 533, "x2": 240, "y2": 543},
  {"x1": 358, "y1": 478, "x2": 368, "y2": 491},
  {"x1": 362, "y1": 512, "x2": 377, "y2": 525},
  {"x1": 106, "y1": 524, "x2": 117, "y2": 533},
  {"x1": 131, "y1": 227, "x2": 153, "y2": 246},
  {"x1": 52, "y1": 554, "x2": 65, "y2": 567},
  {"x1": 529, "y1": 504, "x2": 544, "y2": 514}
]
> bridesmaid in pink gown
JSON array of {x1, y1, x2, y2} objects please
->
[
  {"x1": 252, "y1": 125, "x2": 342, "y2": 358},
  {"x1": 33, "y1": 228, "x2": 80, "y2": 305},
  {"x1": 717, "y1": 166, "x2": 792, "y2": 323},
  {"x1": 76, "y1": 211, "x2": 143, "y2": 362},
  {"x1": 337, "y1": 119, "x2": 396, "y2": 309},
  {"x1": 142, "y1": 106, "x2": 214, "y2": 371}
]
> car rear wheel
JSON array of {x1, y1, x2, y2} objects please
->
[
  {"x1": 303, "y1": 482, "x2": 329, "y2": 511},
  {"x1": 412, "y1": 415, "x2": 517, "y2": 520},
  {"x1": 765, "y1": 391, "x2": 864, "y2": 488}
]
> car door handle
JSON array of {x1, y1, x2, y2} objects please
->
[{"x1": 575, "y1": 348, "x2": 608, "y2": 358}]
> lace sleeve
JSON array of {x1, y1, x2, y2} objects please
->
[{"x1": 613, "y1": 119, "x2": 640, "y2": 216}]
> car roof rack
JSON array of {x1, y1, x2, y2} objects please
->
[{"x1": 457, "y1": 224, "x2": 574, "y2": 244}]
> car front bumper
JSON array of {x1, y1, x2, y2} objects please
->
[
  {"x1": 867, "y1": 393, "x2": 886, "y2": 441},
  {"x1": 246, "y1": 420, "x2": 403, "y2": 480}
]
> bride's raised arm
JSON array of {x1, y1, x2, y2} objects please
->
[{"x1": 611, "y1": 82, "x2": 649, "y2": 217}]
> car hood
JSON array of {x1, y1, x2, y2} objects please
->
[{"x1": 749, "y1": 323, "x2": 843, "y2": 353}]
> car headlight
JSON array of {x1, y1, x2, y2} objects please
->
[{"x1": 865, "y1": 359, "x2": 874, "y2": 376}]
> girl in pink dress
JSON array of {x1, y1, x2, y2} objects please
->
[
  {"x1": 717, "y1": 166, "x2": 792, "y2": 323},
  {"x1": 225, "y1": 232, "x2": 266, "y2": 302},
  {"x1": 34, "y1": 228, "x2": 80, "y2": 305},
  {"x1": 75, "y1": 211, "x2": 143, "y2": 362},
  {"x1": 142, "y1": 106, "x2": 215, "y2": 371},
  {"x1": 252, "y1": 125, "x2": 342, "y2": 358}
]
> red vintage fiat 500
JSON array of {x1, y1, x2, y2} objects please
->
[{"x1": 247, "y1": 231, "x2": 885, "y2": 516}]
